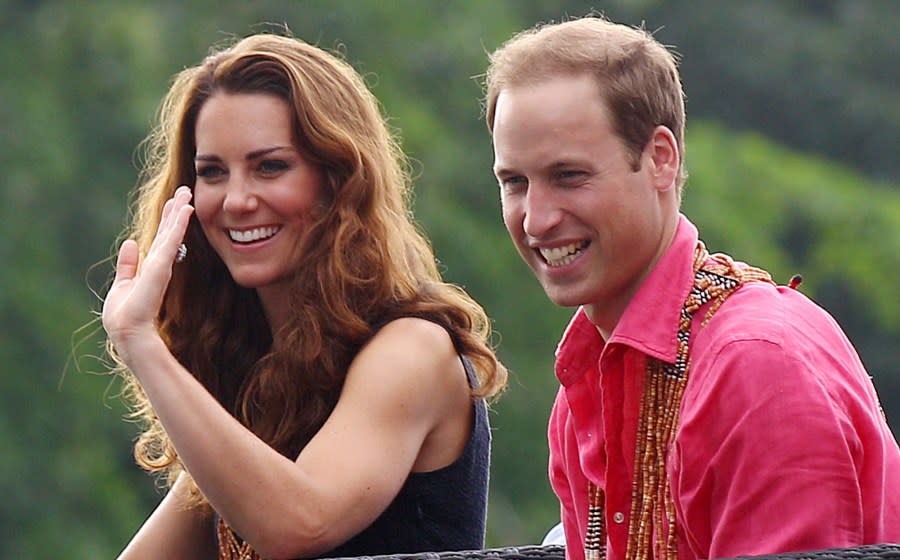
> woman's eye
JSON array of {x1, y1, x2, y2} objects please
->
[
  {"x1": 259, "y1": 160, "x2": 289, "y2": 174},
  {"x1": 196, "y1": 165, "x2": 225, "y2": 180}
]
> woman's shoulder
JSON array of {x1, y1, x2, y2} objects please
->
[
  {"x1": 372, "y1": 316, "x2": 454, "y2": 347},
  {"x1": 339, "y1": 317, "x2": 471, "y2": 458},
  {"x1": 360, "y1": 317, "x2": 458, "y2": 367},
  {"x1": 348, "y1": 317, "x2": 461, "y2": 388}
]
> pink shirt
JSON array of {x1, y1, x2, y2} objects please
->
[{"x1": 549, "y1": 216, "x2": 900, "y2": 560}]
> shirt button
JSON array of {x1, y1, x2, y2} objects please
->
[{"x1": 613, "y1": 512, "x2": 625, "y2": 524}]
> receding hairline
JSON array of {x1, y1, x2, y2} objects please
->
[
  {"x1": 488, "y1": 67, "x2": 623, "y2": 137},
  {"x1": 484, "y1": 17, "x2": 680, "y2": 125},
  {"x1": 489, "y1": 68, "x2": 605, "y2": 120}
]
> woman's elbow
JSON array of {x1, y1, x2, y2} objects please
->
[{"x1": 250, "y1": 513, "x2": 343, "y2": 559}]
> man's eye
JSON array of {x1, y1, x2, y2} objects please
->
[
  {"x1": 556, "y1": 170, "x2": 584, "y2": 181},
  {"x1": 500, "y1": 176, "x2": 527, "y2": 190}
]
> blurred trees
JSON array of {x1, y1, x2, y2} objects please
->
[{"x1": 0, "y1": 1, "x2": 896, "y2": 556}]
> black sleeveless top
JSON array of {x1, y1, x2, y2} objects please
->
[{"x1": 320, "y1": 357, "x2": 491, "y2": 558}]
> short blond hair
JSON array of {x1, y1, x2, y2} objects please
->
[{"x1": 485, "y1": 16, "x2": 687, "y2": 188}]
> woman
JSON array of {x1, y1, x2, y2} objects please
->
[{"x1": 102, "y1": 33, "x2": 506, "y2": 559}]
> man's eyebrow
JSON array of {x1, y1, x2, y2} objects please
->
[
  {"x1": 493, "y1": 164, "x2": 518, "y2": 178},
  {"x1": 494, "y1": 159, "x2": 581, "y2": 177}
]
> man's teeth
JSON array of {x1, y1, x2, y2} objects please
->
[
  {"x1": 229, "y1": 226, "x2": 280, "y2": 243},
  {"x1": 540, "y1": 242, "x2": 587, "y2": 267}
]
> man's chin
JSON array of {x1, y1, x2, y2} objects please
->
[{"x1": 540, "y1": 285, "x2": 586, "y2": 309}]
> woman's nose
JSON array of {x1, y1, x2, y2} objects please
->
[{"x1": 222, "y1": 179, "x2": 259, "y2": 214}]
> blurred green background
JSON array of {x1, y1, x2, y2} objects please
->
[{"x1": 1, "y1": 1, "x2": 898, "y2": 556}]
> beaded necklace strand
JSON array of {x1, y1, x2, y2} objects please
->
[
  {"x1": 218, "y1": 517, "x2": 260, "y2": 560},
  {"x1": 584, "y1": 242, "x2": 773, "y2": 560}
]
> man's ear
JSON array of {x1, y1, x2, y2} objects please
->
[{"x1": 646, "y1": 125, "x2": 679, "y2": 192}]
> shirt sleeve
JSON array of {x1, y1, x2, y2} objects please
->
[
  {"x1": 672, "y1": 335, "x2": 867, "y2": 558},
  {"x1": 548, "y1": 387, "x2": 584, "y2": 560}
]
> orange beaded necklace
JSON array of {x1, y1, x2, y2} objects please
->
[
  {"x1": 218, "y1": 517, "x2": 260, "y2": 560},
  {"x1": 584, "y1": 242, "x2": 772, "y2": 560}
]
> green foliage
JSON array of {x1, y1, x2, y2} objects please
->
[
  {"x1": 1, "y1": 1, "x2": 896, "y2": 556},
  {"x1": 685, "y1": 123, "x2": 900, "y2": 331}
]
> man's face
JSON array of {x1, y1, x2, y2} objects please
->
[{"x1": 491, "y1": 73, "x2": 676, "y2": 331}]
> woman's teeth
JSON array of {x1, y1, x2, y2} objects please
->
[{"x1": 229, "y1": 226, "x2": 280, "y2": 243}]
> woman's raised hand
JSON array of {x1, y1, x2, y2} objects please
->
[{"x1": 102, "y1": 186, "x2": 194, "y2": 363}]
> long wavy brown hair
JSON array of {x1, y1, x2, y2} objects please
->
[{"x1": 109, "y1": 33, "x2": 506, "y2": 506}]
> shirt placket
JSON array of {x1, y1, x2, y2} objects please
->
[{"x1": 599, "y1": 345, "x2": 633, "y2": 559}]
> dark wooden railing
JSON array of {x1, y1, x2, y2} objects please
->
[{"x1": 324, "y1": 543, "x2": 900, "y2": 560}]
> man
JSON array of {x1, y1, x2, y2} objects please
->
[{"x1": 484, "y1": 16, "x2": 900, "y2": 560}]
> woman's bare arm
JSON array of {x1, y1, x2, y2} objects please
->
[
  {"x1": 104, "y1": 189, "x2": 472, "y2": 559},
  {"x1": 117, "y1": 475, "x2": 216, "y2": 560}
]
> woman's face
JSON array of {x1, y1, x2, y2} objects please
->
[{"x1": 192, "y1": 92, "x2": 325, "y2": 306}]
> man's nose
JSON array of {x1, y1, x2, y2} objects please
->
[{"x1": 523, "y1": 182, "x2": 562, "y2": 238}]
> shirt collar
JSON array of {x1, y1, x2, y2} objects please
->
[
  {"x1": 554, "y1": 214, "x2": 698, "y2": 385},
  {"x1": 555, "y1": 307, "x2": 603, "y2": 385},
  {"x1": 608, "y1": 214, "x2": 698, "y2": 363}
]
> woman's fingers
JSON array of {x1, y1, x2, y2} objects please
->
[
  {"x1": 103, "y1": 187, "x2": 196, "y2": 360},
  {"x1": 148, "y1": 186, "x2": 194, "y2": 267},
  {"x1": 105, "y1": 188, "x2": 194, "y2": 335},
  {"x1": 114, "y1": 239, "x2": 140, "y2": 282}
]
